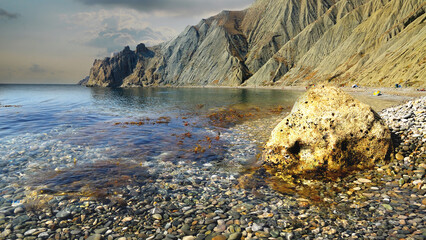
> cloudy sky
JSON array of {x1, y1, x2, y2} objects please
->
[{"x1": 0, "y1": 0, "x2": 253, "y2": 84}]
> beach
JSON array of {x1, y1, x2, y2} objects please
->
[{"x1": 0, "y1": 86, "x2": 424, "y2": 240}]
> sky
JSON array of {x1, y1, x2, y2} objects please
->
[{"x1": 0, "y1": 0, "x2": 254, "y2": 84}]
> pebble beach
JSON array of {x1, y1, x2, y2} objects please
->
[{"x1": 0, "y1": 94, "x2": 425, "y2": 240}]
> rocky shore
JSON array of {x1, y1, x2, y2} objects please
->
[{"x1": 0, "y1": 97, "x2": 425, "y2": 240}]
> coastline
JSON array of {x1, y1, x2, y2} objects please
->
[
  {"x1": 175, "y1": 84, "x2": 425, "y2": 112},
  {"x1": 0, "y1": 90, "x2": 424, "y2": 240},
  {"x1": 139, "y1": 84, "x2": 425, "y2": 100}
]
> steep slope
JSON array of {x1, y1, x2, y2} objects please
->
[
  {"x1": 84, "y1": 0, "x2": 425, "y2": 88},
  {"x1": 246, "y1": 0, "x2": 426, "y2": 87}
]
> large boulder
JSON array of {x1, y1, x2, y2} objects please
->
[{"x1": 263, "y1": 86, "x2": 392, "y2": 176}]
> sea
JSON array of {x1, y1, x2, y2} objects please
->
[
  {"x1": 0, "y1": 85, "x2": 305, "y2": 199},
  {"x1": 0, "y1": 84, "x2": 407, "y2": 204}
]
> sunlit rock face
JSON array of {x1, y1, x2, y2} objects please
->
[
  {"x1": 84, "y1": 0, "x2": 426, "y2": 88},
  {"x1": 263, "y1": 86, "x2": 392, "y2": 176}
]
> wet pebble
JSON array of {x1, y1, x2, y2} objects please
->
[{"x1": 0, "y1": 96, "x2": 424, "y2": 240}]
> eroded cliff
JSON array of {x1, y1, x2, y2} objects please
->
[{"x1": 84, "y1": 0, "x2": 426, "y2": 88}]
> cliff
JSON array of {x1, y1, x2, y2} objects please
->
[{"x1": 84, "y1": 0, "x2": 426, "y2": 88}]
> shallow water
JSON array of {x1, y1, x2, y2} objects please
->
[
  {"x1": 0, "y1": 85, "x2": 303, "y2": 196},
  {"x1": 0, "y1": 85, "x2": 410, "y2": 199}
]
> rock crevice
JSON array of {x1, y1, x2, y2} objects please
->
[{"x1": 83, "y1": 0, "x2": 425, "y2": 88}]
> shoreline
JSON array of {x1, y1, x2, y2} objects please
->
[
  {"x1": 104, "y1": 84, "x2": 426, "y2": 110},
  {"x1": 154, "y1": 84, "x2": 426, "y2": 98},
  {"x1": 0, "y1": 95, "x2": 424, "y2": 240},
  {"x1": 174, "y1": 84, "x2": 425, "y2": 112}
]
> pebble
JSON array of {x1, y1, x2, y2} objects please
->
[
  {"x1": 24, "y1": 229, "x2": 37, "y2": 236},
  {"x1": 70, "y1": 229, "x2": 81, "y2": 235},
  {"x1": 14, "y1": 206, "x2": 24, "y2": 214},
  {"x1": 55, "y1": 210, "x2": 71, "y2": 219},
  {"x1": 0, "y1": 96, "x2": 424, "y2": 240},
  {"x1": 382, "y1": 204, "x2": 393, "y2": 211},
  {"x1": 395, "y1": 153, "x2": 404, "y2": 161},
  {"x1": 87, "y1": 234, "x2": 102, "y2": 240},
  {"x1": 182, "y1": 237, "x2": 196, "y2": 240},
  {"x1": 228, "y1": 232, "x2": 242, "y2": 240},
  {"x1": 212, "y1": 235, "x2": 226, "y2": 240},
  {"x1": 357, "y1": 178, "x2": 372, "y2": 183},
  {"x1": 251, "y1": 222, "x2": 263, "y2": 232},
  {"x1": 0, "y1": 229, "x2": 11, "y2": 238},
  {"x1": 38, "y1": 232, "x2": 49, "y2": 238},
  {"x1": 94, "y1": 228, "x2": 107, "y2": 234}
]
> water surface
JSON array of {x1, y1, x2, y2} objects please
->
[
  {"x1": 0, "y1": 85, "x2": 302, "y2": 197},
  {"x1": 0, "y1": 84, "x2": 408, "y2": 199}
]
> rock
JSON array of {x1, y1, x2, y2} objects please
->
[
  {"x1": 56, "y1": 210, "x2": 71, "y2": 220},
  {"x1": 86, "y1": 46, "x2": 138, "y2": 87},
  {"x1": 229, "y1": 232, "x2": 242, "y2": 240},
  {"x1": 83, "y1": 0, "x2": 425, "y2": 88},
  {"x1": 212, "y1": 235, "x2": 227, "y2": 240},
  {"x1": 24, "y1": 229, "x2": 37, "y2": 236},
  {"x1": 182, "y1": 237, "x2": 196, "y2": 240},
  {"x1": 214, "y1": 223, "x2": 226, "y2": 233},
  {"x1": 94, "y1": 228, "x2": 107, "y2": 234},
  {"x1": 357, "y1": 178, "x2": 372, "y2": 184},
  {"x1": 0, "y1": 229, "x2": 11, "y2": 238},
  {"x1": 38, "y1": 232, "x2": 49, "y2": 238},
  {"x1": 87, "y1": 234, "x2": 102, "y2": 240},
  {"x1": 263, "y1": 86, "x2": 392, "y2": 175},
  {"x1": 251, "y1": 222, "x2": 263, "y2": 232},
  {"x1": 14, "y1": 206, "x2": 24, "y2": 214},
  {"x1": 284, "y1": 232, "x2": 294, "y2": 240},
  {"x1": 395, "y1": 153, "x2": 404, "y2": 161},
  {"x1": 382, "y1": 204, "x2": 393, "y2": 211},
  {"x1": 78, "y1": 76, "x2": 89, "y2": 86},
  {"x1": 150, "y1": 207, "x2": 163, "y2": 214},
  {"x1": 181, "y1": 224, "x2": 195, "y2": 235},
  {"x1": 70, "y1": 229, "x2": 81, "y2": 235}
]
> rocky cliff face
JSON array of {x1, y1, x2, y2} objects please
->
[{"x1": 84, "y1": 0, "x2": 426, "y2": 88}]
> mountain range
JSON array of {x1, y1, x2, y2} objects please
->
[{"x1": 83, "y1": 0, "x2": 426, "y2": 88}]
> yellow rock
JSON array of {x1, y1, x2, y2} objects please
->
[
  {"x1": 212, "y1": 235, "x2": 227, "y2": 240},
  {"x1": 263, "y1": 86, "x2": 392, "y2": 176},
  {"x1": 395, "y1": 153, "x2": 404, "y2": 161}
]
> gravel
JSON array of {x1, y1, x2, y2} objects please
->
[{"x1": 0, "y1": 97, "x2": 424, "y2": 240}]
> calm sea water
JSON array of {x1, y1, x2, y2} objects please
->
[{"x1": 0, "y1": 84, "x2": 303, "y2": 196}]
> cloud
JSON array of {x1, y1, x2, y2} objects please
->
[
  {"x1": 0, "y1": 8, "x2": 19, "y2": 20},
  {"x1": 87, "y1": 27, "x2": 169, "y2": 53},
  {"x1": 29, "y1": 64, "x2": 46, "y2": 73},
  {"x1": 75, "y1": 0, "x2": 254, "y2": 17},
  {"x1": 63, "y1": 9, "x2": 175, "y2": 54}
]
